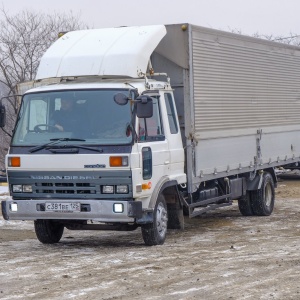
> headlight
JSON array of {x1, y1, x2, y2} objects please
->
[
  {"x1": 12, "y1": 184, "x2": 33, "y2": 193},
  {"x1": 23, "y1": 185, "x2": 33, "y2": 193},
  {"x1": 10, "y1": 203, "x2": 18, "y2": 212},
  {"x1": 116, "y1": 185, "x2": 128, "y2": 194},
  {"x1": 12, "y1": 185, "x2": 22, "y2": 193},
  {"x1": 102, "y1": 185, "x2": 114, "y2": 194},
  {"x1": 113, "y1": 203, "x2": 124, "y2": 213}
]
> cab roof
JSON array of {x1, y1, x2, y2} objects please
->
[{"x1": 36, "y1": 25, "x2": 166, "y2": 80}]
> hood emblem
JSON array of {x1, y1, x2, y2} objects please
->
[{"x1": 84, "y1": 164, "x2": 106, "y2": 169}]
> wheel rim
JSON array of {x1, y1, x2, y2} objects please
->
[
  {"x1": 156, "y1": 202, "x2": 168, "y2": 238},
  {"x1": 264, "y1": 182, "x2": 272, "y2": 207}
]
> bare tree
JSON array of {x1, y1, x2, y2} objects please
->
[
  {"x1": 230, "y1": 27, "x2": 300, "y2": 46},
  {"x1": 269, "y1": 33, "x2": 300, "y2": 46},
  {"x1": 0, "y1": 9, "x2": 87, "y2": 168}
]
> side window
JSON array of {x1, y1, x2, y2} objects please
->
[
  {"x1": 138, "y1": 97, "x2": 164, "y2": 141},
  {"x1": 142, "y1": 147, "x2": 152, "y2": 179},
  {"x1": 28, "y1": 99, "x2": 48, "y2": 131},
  {"x1": 164, "y1": 93, "x2": 178, "y2": 134}
]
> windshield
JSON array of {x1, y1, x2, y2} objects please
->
[{"x1": 11, "y1": 89, "x2": 133, "y2": 146}]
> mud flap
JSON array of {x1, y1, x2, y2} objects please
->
[
  {"x1": 167, "y1": 202, "x2": 184, "y2": 230},
  {"x1": 127, "y1": 201, "x2": 143, "y2": 219},
  {"x1": 136, "y1": 210, "x2": 154, "y2": 224},
  {"x1": 247, "y1": 173, "x2": 263, "y2": 191}
]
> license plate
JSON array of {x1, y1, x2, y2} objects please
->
[{"x1": 45, "y1": 202, "x2": 80, "y2": 213}]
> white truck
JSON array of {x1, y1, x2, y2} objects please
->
[{"x1": 1, "y1": 24, "x2": 300, "y2": 246}]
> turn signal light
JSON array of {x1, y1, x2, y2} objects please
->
[
  {"x1": 9, "y1": 157, "x2": 21, "y2": 167},
  {"x1": 109, "y1": 156, "x2": 128, "y2": 167},
  {"x1": 142, "y1": 182, "x2": 152, "y2": 190}
]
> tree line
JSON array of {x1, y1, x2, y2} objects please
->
[{"x1": 0, "y1": 9, "x2": 87, "y2": 170}]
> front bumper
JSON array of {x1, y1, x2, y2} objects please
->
[{"x1": 1, "y1": 199, "x2": 143, "y2": 222}]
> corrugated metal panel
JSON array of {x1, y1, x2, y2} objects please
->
[{"x1": 191, "y1": 26, "x2": 300, "y2": 135}]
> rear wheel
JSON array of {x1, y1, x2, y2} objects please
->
[
  {"x1": 34, "y1": 220, "x2": 64, "y2": 244},
  {"x1": 238, "y1": 191, "x2": 254, "y2": 216},
  {"x1": 141, "y1": 194, "x2": 168, "y2": 246},
  {"x1": 251, "y1": 172, "x2": 275, "y2": 216}
]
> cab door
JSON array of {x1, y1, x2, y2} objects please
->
[{"x1": 137, "y1": 94, "x2": 170, "y2": 194}]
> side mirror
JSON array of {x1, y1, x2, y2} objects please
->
[
  {"x1": 0, "y1": 104, "x2": 6, "y2": 128},
  {"x1": 136, "y1": 96, "x2": 153, "y2": 118}
]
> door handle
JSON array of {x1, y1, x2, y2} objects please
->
[{"x1": 164, "y1": 160, "x2": 170, "y2": 165}]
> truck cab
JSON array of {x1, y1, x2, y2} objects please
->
[{"x1": 2, "y1": 77, "x2": 186, "y2": 245}]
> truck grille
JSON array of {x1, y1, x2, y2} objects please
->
[
  {"x1": 8, "y1": 170, "x2": 132, "y2": 200},
  {"x1": 36, "y1": 182, "x2": 96, "y2": 194}
]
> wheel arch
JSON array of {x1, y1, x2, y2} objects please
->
[
  {"x1": 148, "y1": 177, "x2": 184, "y2": 230},
  {"x1": 264, "y1": 167, "x2": 277, "y2": 188},
  {"x1": 148, "y1": 176, "x2": 179, "y2": 209},
  {"x1": 248, "y1": 167, "x2": 277, "y2": 191}
]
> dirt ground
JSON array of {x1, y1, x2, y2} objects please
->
[{"x1": 0, "y1": 179, "x2": 300, "y2": 300}]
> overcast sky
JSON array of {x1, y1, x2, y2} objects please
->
[{"x1": 1, "y1": 0, "x2": 300, "y2": 37}]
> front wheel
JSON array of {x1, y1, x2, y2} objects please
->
[
  {"x1": 251, "y1": 172, "x2": 275, "y2": 216},
  {"x1": 34, "y1": 220, "x2": 64, "y2": 244},
  {"x1": 141, "y1": 194, "x2": 168, "y2": 246}
]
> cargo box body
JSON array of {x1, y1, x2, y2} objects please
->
[{"x1": 153, "y1": 24, "x2": 300, "y2": 192}]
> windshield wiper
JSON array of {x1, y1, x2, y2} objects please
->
[
  {"x1": 46, "y1": 144, "x2": 103, "y2": 153},
  {"x1": 29, "y1": 138, "x2": 86, "y2": 153}
]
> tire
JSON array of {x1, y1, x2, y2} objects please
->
[
  {"x1": 141, "y1": 194, "x2": 168, "y2": 246},
  {"x1": 251, "y1": 172, "x2": 275, "y2": 216},
  {"x1": 238, "y1": 191, "x2": 254, "y2": 216},
  {"x1": 34, "y1": 220, "x2": 64, "y2": 244}
]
